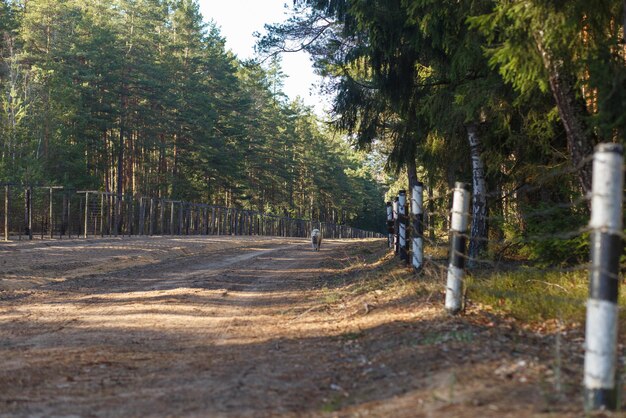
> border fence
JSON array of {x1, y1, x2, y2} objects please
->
[
  {"x1": 0, "y1": 186, "x2": 382, "y2": 241},
  {"x1": 386, "y1": 143, "x2": 625, "y2": 412}
]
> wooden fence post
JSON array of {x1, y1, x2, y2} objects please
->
[
  {"x1": 67, "y1": 192, "x2": 72, "y2": 239},
  {"x1": 28, "y1": 187, "x2": 33, "y2": 240},
  {"x1": 159, "y1": 199, "x2": 165, "y2": 235},
  {"x1": 49, "y1": 187, "x2": 54, "y2": 239},
  {"x1": 108, "y1": 194, "x2": 112, "y2": 236},
  {"x1": 4, "y1": 185, "x2": 9, "y2": 241},
  {"x1": 114, "y1": 193, "x2": 121, "y2": 237},
  {"x1": 99, "y1": 193, "x2": 104, "y2": 237},
  {"x1": 84, "y1": 192, "x2": 89, "y2": 238},
  {"x1": 137, "y1": 197, "x2": 146, "y2": 235},
  {"x1": 179, "y1": 202, "x2": 184, "y2": 235},
  {"x1": 149, "y1": 198, "x2": 155, "y2": 236},
  {"x1": 139, "y1": 197, "x2": 145, "y2": 235},
  {"x1": 128, "y1": 196, "x2": 133, "y2": 236},
  {"x1": 170, "y1": 201, "x2": 175, "y2": 235}
]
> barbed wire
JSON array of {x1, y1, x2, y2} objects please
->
[{"x1": 387, "y1": 150, "x2": 625, "y2": 314}]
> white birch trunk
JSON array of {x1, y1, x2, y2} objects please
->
[{"x1": 467, "y1": 124, "x2": 488, "y2": 266}]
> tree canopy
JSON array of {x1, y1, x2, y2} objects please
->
[
  {"x1": 258, "y1": 0, "x2": 626, "y2": 263},
  {"x1": 0, "y1": 0, "x2": 385, "y2": 232}
]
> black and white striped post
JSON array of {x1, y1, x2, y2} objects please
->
[
  {"x1": 411, "y1": 182, "x2": 424, "y2": 271},
  {"x1": 445, "y1": 182, "x2": 471, "y2": 315},
  {"x1": 386, "y1": 202, "x2": 394, "y2": 248},
  {"x1": 398, "y1": 190, "x2": 408, "y2": 262},
  {"x1": 393, "y1": 197, "x2": 399, "y2": 255},
  {"x1": 584, "y1": 143, "x2": 624, "y2": 411}
]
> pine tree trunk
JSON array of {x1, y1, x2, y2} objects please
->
[
  {"x1": 407, "y1": 158, "x2": 419, "y2": 193},
  {"x1": 547, "y1": 72, "x2": 594, "y2": 196},
  {"x1": 116, "y1": 122, "x2": 124, "y2": 235},
  {"x1": 535, "y1": 35, "x2": 594, "y2": 197},
  {"x1": 467, "y1": 123, "x2": 488, "y2": 267}
]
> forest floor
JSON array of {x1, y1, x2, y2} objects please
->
[{"x1": 0, "y1": 236, "x2": 619, "y2": 417}]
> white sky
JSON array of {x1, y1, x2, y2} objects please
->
[{"x1": 197, "y1": 0, "x2": 328, "y2": 115}]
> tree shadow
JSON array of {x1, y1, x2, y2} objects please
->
[{"x1": 0, "y1": 304, "x2": 584, "y2": 417}]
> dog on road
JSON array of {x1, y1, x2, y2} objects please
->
[{"x1": 311, "y1": 228, "x2": 322, "y2": 251}]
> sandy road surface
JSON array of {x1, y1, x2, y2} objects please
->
[
  {"x1": 0, "y1": 236, "x2": 385, "y2": 417},
  {"x1": 0, "y1": 236, "x2": 588, "y2": 417}
]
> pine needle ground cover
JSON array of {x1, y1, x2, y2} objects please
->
[
  {"x1": 296, "y1": 242, "x2": 622, "y2": 416},
  {"x1": 0, "y1": 237, "x2": 620, "y2": 417}
]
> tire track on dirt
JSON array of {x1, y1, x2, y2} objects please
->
[{"x1": 0, "y1": 237, "x2": 374, "y2": 417}]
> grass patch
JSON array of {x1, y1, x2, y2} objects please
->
[
  {"x1": 321, "y1": 287, "x2": 343, "y2": 305},
  {"x1": 467, "y1": 268, "x2": 605, "y2": 324}
]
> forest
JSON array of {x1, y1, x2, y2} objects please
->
[
  {"x1": 260, "y1": 0, "x2": 626, "y2": 265},
  {"x1": 0, "y1": 0, "x2": 385, "y2": 232},
  {"x1": 2, "y1": 0, "x2": 626, "y2": 258},
  {"x1": 1, "y1": 1, "x2": 626, "y2": 415}
]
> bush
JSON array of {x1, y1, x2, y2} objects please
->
[{"x1": 518, "y1": 204, "x2": 589, "y2": 266}]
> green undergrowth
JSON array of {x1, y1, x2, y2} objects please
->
[
  {"x1": 325, "y1": 242, "x2": 626, "y2": 329},
  {"x1": 467, "y1": 268, "x2": 626, "y2": 325}
]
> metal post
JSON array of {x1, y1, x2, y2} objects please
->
[
  {"x1": 445, "y1": 182, "x2": 471, "y2": 314},
  {"x1": 411, "y1": 182, "x2": 424, "y2": 271},
  {"x1": 584, "y1": 143, "x2": 624, "y2": 411},
  {"x1": 399, "y1": 190, "x2": 408, "y2": 262}
]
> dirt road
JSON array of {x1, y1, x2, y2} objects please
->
[{"x1": 0, "y1": 236, "x2": 586, "y2": 417}]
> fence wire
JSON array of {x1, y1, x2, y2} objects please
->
[{"x1": 389, "y1": 151, "x2": 626, "y2": 317}]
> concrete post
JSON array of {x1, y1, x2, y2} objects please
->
[
  {"x1": 584, "y1": 143, "x2": 624, "y2": 411},
  {"x1": 445, "y1": 182, "x2": 471, "y2": 314}
]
